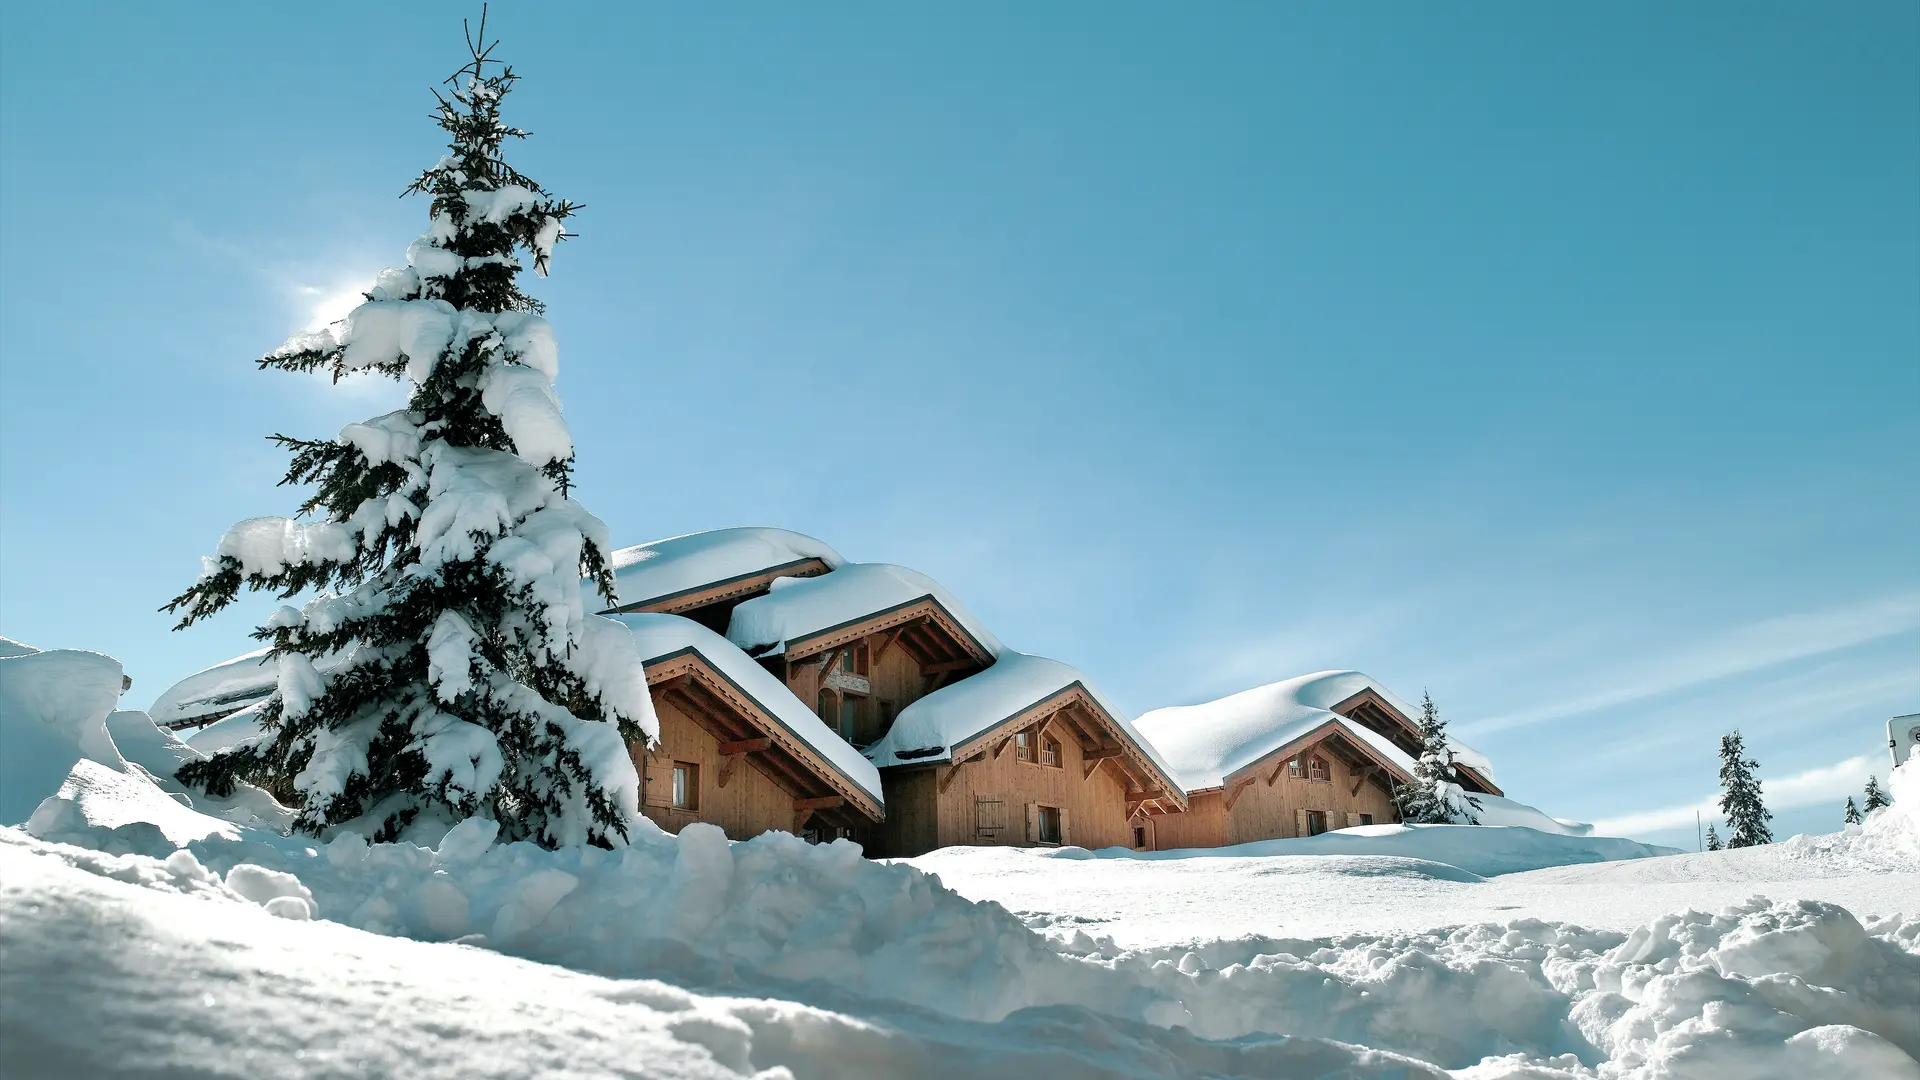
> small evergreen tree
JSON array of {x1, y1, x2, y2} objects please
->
[
  {"x1": 169, "y1": 14, "x2": 656, "y2": 848},
  {"x1": 1716, "y1": 730, "x2": 1772, "y2": 848},
  {"x1": 1704, "y1": 823, "x2": 1722, "y2": 850},
  {"x1": 1863, "y1": 775, "x2": 1891, "y2": 814},
  {"x1": 1394, "y1": 690, "x2": 1482, "y2": 825},
  {"x1": 1843, "y1": 796, "x2": 1862, "y2": 826}
]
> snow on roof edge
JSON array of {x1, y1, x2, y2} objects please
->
[{"x1": 608, "y1": 527, "x2": 845, "y2": 610}]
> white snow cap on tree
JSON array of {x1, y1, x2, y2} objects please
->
[{"x1": 167, "y1": 21, "x2": 652, "y2": 850}]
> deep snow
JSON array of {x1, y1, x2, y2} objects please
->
[{"x1": 5, "y1": 642, "x2": 1919, "y2": 1078}]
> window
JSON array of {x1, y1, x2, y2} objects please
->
[
  {"x1": 671, "y1": 763, "x2": 699, "y2": 811},
  {"x1": 1309, "y1": 757, "x2": 1330, "y2": 782},
  {"x1": 1358, "y1": 813, "x2": 1373, "y2": 827},
  {"x1": 1306, "y1": 810, "x2": 1328, "y2": 836},
  {"x1": 1036, "y1": 805, "x2": 1063, "y2": 845},
  {"x1": 1015, "y1": 730, "x2": 1034, "y2": 762},
  {"x1": 839, "y1": 696, "x2": 859, "y2": 742},
  {"x1": 1288, "y1": 758, "x2": 1302, "y2": 779},
  {"x1": 840, "y1": 641, "x2": 869, "y2": 677},
  {"x1": 1132, "y1": 826, "x2": 1147, "y2": 850},
  {"x1": 1040, "y1": 736, "x2": 1062, "y2": 768}
]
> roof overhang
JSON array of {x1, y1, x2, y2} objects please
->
[
  {"x1": 1329, "y1": 688, "x2": 1422, "y2": 754},
  {"x1": 643, "y1": 647, "x2": 884, "y2": 824},
  {"x1": 774, "y1": 595, "x2": 995, "y2": 673},
  {"x1": 939, "y1": 681, "x2": 1189, "y2": 815},
  {"x1": 1219, "y1": 717, "x2": 1415, "y2": 802},
  {"x1": 610, "y1": 557, "x2": 834, "y2": 617},
  {"x1": 1452, "y1": 762, "x2": 1504, "y2": 797}
]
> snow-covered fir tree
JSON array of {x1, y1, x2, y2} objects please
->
[
  {"x1": 1715, "y1": 730, "x2": 1772, "y2": 848},
  {"x1": 1863, "y1": 774, "x2": 1891, "y2": 814},
  {"x1": 170, "y1": 19, "x2": 655, "y2": 848},
  {"x1": 1704, "y1": 823, "x2": 1722, "y2": 850},
  {"x1": 1393, "y1": 690, "x2": 1483, "y2": 825},
  {"x1": 1843, "y1": 796, "x2": 1862, "y2": 826}
]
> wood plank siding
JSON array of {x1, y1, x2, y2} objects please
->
[
  {"x1": 1136, "y1": 725, "x2": 1406, "y2": 850},
  {"x1": 631, "y1": 649, "x2": 882, "y2": 844}
]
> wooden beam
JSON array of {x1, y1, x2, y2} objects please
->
[
  {"x1": 938, "y1": 753, "x2": 980, "y2": 795},
  {"x1": 868, "y1": 628, "x2": 901, "y2": 666},
  {"x1": 718, "y1": 738, "x2": 772, "y2": 757},
  {"x1": 1222, "y1": 775, "x2": 1255, "y2": 811},
  {"x1": 793, "y1": 795, "x2": 846, "y2": 811},
  {"x1": 1349, "y1": 762, "x2": 1377, "y2": 796},
  {"x1": 1266, "y1": 757, "x2": 1290, "y2": 787},
  {"x1": 1083, "y1": 754, "x2": 1110, "y2": 781},
  {"x1": 815, "y1": 647, "x2": 842, "y2": 676},
  {"x1": 1084, "y1": 746, "x2": 1126, "y2": 762},
  {"x1": 922, "y1": 658, "x2": 976, "y2": 675},
  {"x1": 992, "y1": 734, "x2": 1014, "y2": 759}
]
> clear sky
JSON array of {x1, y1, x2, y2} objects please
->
[{"x1": 3, "y1": 3, "x2": 1915, "y2": 847}]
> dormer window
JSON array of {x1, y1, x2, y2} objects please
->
[
  {"x1": 1309, "y1": 757, "x2": 1330, "y2": 782},
  {"x1": 1015, "y1": 730, "x2": 1034, "y2": 762},
  {"x1": 839, "y1": 641, "x2": 870, "y2": 677},
  {"x1": 1041, "y1": 736, "x2": 1062, "y2": 768},
  {"x1": 1288, "y1": 758, "x2": 1302, "y2": 779}
]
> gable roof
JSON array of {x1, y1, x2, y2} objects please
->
[
  {"x1": 613, "y1": 612, "x2": 885, "y2": 814},
  {"x1": 864, "y1": 651, "x2": 1185, "y2": 810},
  {"x1": 608, "y1": 527, "x2": 842, "y2": 615},
  {"x1": 725, "y1": 563, "x2": 1003, "y2": 663},
  {"x1": 1135, "y1": 670, "x2": 1496, "y2": 794}
]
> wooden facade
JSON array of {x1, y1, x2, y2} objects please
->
[
  {"x1": 1134, "y1": 720, "x2": 1409, "y2": 851},
  {"x1": 1328, "y1": 687, "x2": 1504, "y2": 796},
  {"x1": 632, "y1": 647, "x2": 883, "y2": 843},
  {"x1": 764, "y1": 597, "x2": 996, "y2": 751},
  {"x1": 873, "y1": 684, "x2": 1186, "y2": 857}
]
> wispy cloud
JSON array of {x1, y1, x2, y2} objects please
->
[
  {"x1": 1589, "y1": 752, "x2": 1883, "y2": 836},
  {"x1": 1463, "y1": 591, "x2": 1920, "y2": 737}
]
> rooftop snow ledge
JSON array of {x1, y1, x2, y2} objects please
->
[
  {"x1": 606, "y1": 527, "x2": 843, "y2": 611},
  {"x1": 725, "y1": 563, "x2": 1004, "y2": 660}
]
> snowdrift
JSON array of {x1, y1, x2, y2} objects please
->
[
  {"x1": 1085, "y1": 822, "x2": 1678, "y2": 878},
  {"x1": 5, "y1": 641, "x2": 1920, "y2": 1078}
]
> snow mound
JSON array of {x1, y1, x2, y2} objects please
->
[
  {"x1": 1135, "y1": 670, "x2": 1491, "y2": 791},
  {"x1": 726, "y1": 562, "x2": 1004, "y2": 659},
  {"x1": 1080, "y1": 822, "x2": 1671, "y2": 877},
  {"x1": 608, "y1": 526, "x2": 845, "y2": 610},
  {"x1": 146, "y1": 645, "x2": 352, "y2": 728},
  {"x1": 0, "y1": 646, "x2": 130, "y2": 823}
]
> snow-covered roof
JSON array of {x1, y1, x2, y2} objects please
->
[
  {"x1": 608, "y1": 527, "x2": 843, "y2": 612},
  {"x1": 148, "y1": 648, "x2": 281, "y2": 726},
  {"x1": 1135, "y1": 671, "x2": 1458, "y2": 792},
  {"x1": 864, "y1": 651, "x2": 1182, "y2": 797},
  {"x1": 611, "y1": 612, "x2": 885, "y2": 809},
  {"x1": 725, "y1": 563, "x2": 1004, "y2": 660}
]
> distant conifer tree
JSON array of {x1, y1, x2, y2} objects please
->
[
  {"x1": 169, "y1": 12, "x2": 654, "y2": 848},
  {"x1": 1704, "y1": 822, "x2": 1722, "y2": 850},
  {"x1": 1863, "y1": 775, "x2": 1891, "y2": 814},
  {"x1": 1716, "y1": 730, "x2": 1772, "y2": 848},
  {"x1": 1843, "y1": 796, "x2": 1862, "y2": 826}
]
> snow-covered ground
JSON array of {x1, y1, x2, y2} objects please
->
[
  {"x1": 908, "y1": 827, "x2": 1919, "y2": 947},
  {"x1": 5, "y1": 639, "x2": 1920, "y2": 1078}
]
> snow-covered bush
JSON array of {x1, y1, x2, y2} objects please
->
[{"x1": 164, "y1": 29, "x2": 653, "y2": 848}]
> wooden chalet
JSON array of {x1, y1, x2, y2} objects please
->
[
  {"x1": 615, "y1": 613, "x2": 886, "y2": 844},
  {"x1": 1134, "y1": 671, "x2": 1499, "y2": 850},
  {"x1": 864, "y1": 652, "x2": 1186, "y2": 856},
  {"x1": 607, "y1": 527, "x2": 841, "y2": 636}
]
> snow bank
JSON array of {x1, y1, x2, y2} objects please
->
[
  {"x1": 608, "y1": 526, "x2": 845, "y2": 610},
  {"x1": 1135, "y1": 670, "x2": 1490, "y2": 791},
  {"x1": 726, "y1": 562, "x2": 1004, "y2": 659},
  {"x1": 611, "y1": 612, "x2": 885, "y2": 807},
  {"x1": 864, "y1": 651, "x2": 1182, "y2": 789},
  {"x1": 1473, "y1": 792, "x2": 1594, "y2": 837},
  {"x1": 1088, "y1": 822, "x2": 1675, "y2": 877},
  {"x1": 0, "y1": 646, "x2": 130, "y2": 823}
]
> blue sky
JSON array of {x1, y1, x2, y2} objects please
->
[{"x1": 3, "y1": 3, "x2": 1914, "y2": 847}]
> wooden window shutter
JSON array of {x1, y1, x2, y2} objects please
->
[
  {"x1": 1059, "y1": 807, "x2": 1071, "y2": 847},
  {"x1": 1347, "y1": 812, "x2": 1364, "y2": 829},
  {"x1": 1026, "y1": 802, "x2": 1039, "y2": 844},
  {"x1": 1295, "y1": 808, "x2": 1309, "y2": 837},
  {"x1": 644, "y1": 763, "x2": 673, "y2": 808}
]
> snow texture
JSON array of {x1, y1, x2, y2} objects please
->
[
  {"x1": 726, "y1": 562, "x2": 1004, "y2": 659},
  {"x1": 1135, "y1": 670, "x2": 1491, "y2": 792},
  {"x1": 611, "y1": 613, "x2": 885, "y2": 807},
  {"x1": 147, "y1": 646, "x2": 360, "y2": 727},
  {"x1": 0, "y1": 646, "x2": 130, "y2": 823},
  {"x1": 864, "y1": 650, "x2": 1182, "y2": 788},
  {"x1": 607, "y1": 526, "x2": 845, "y2": 611}
]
